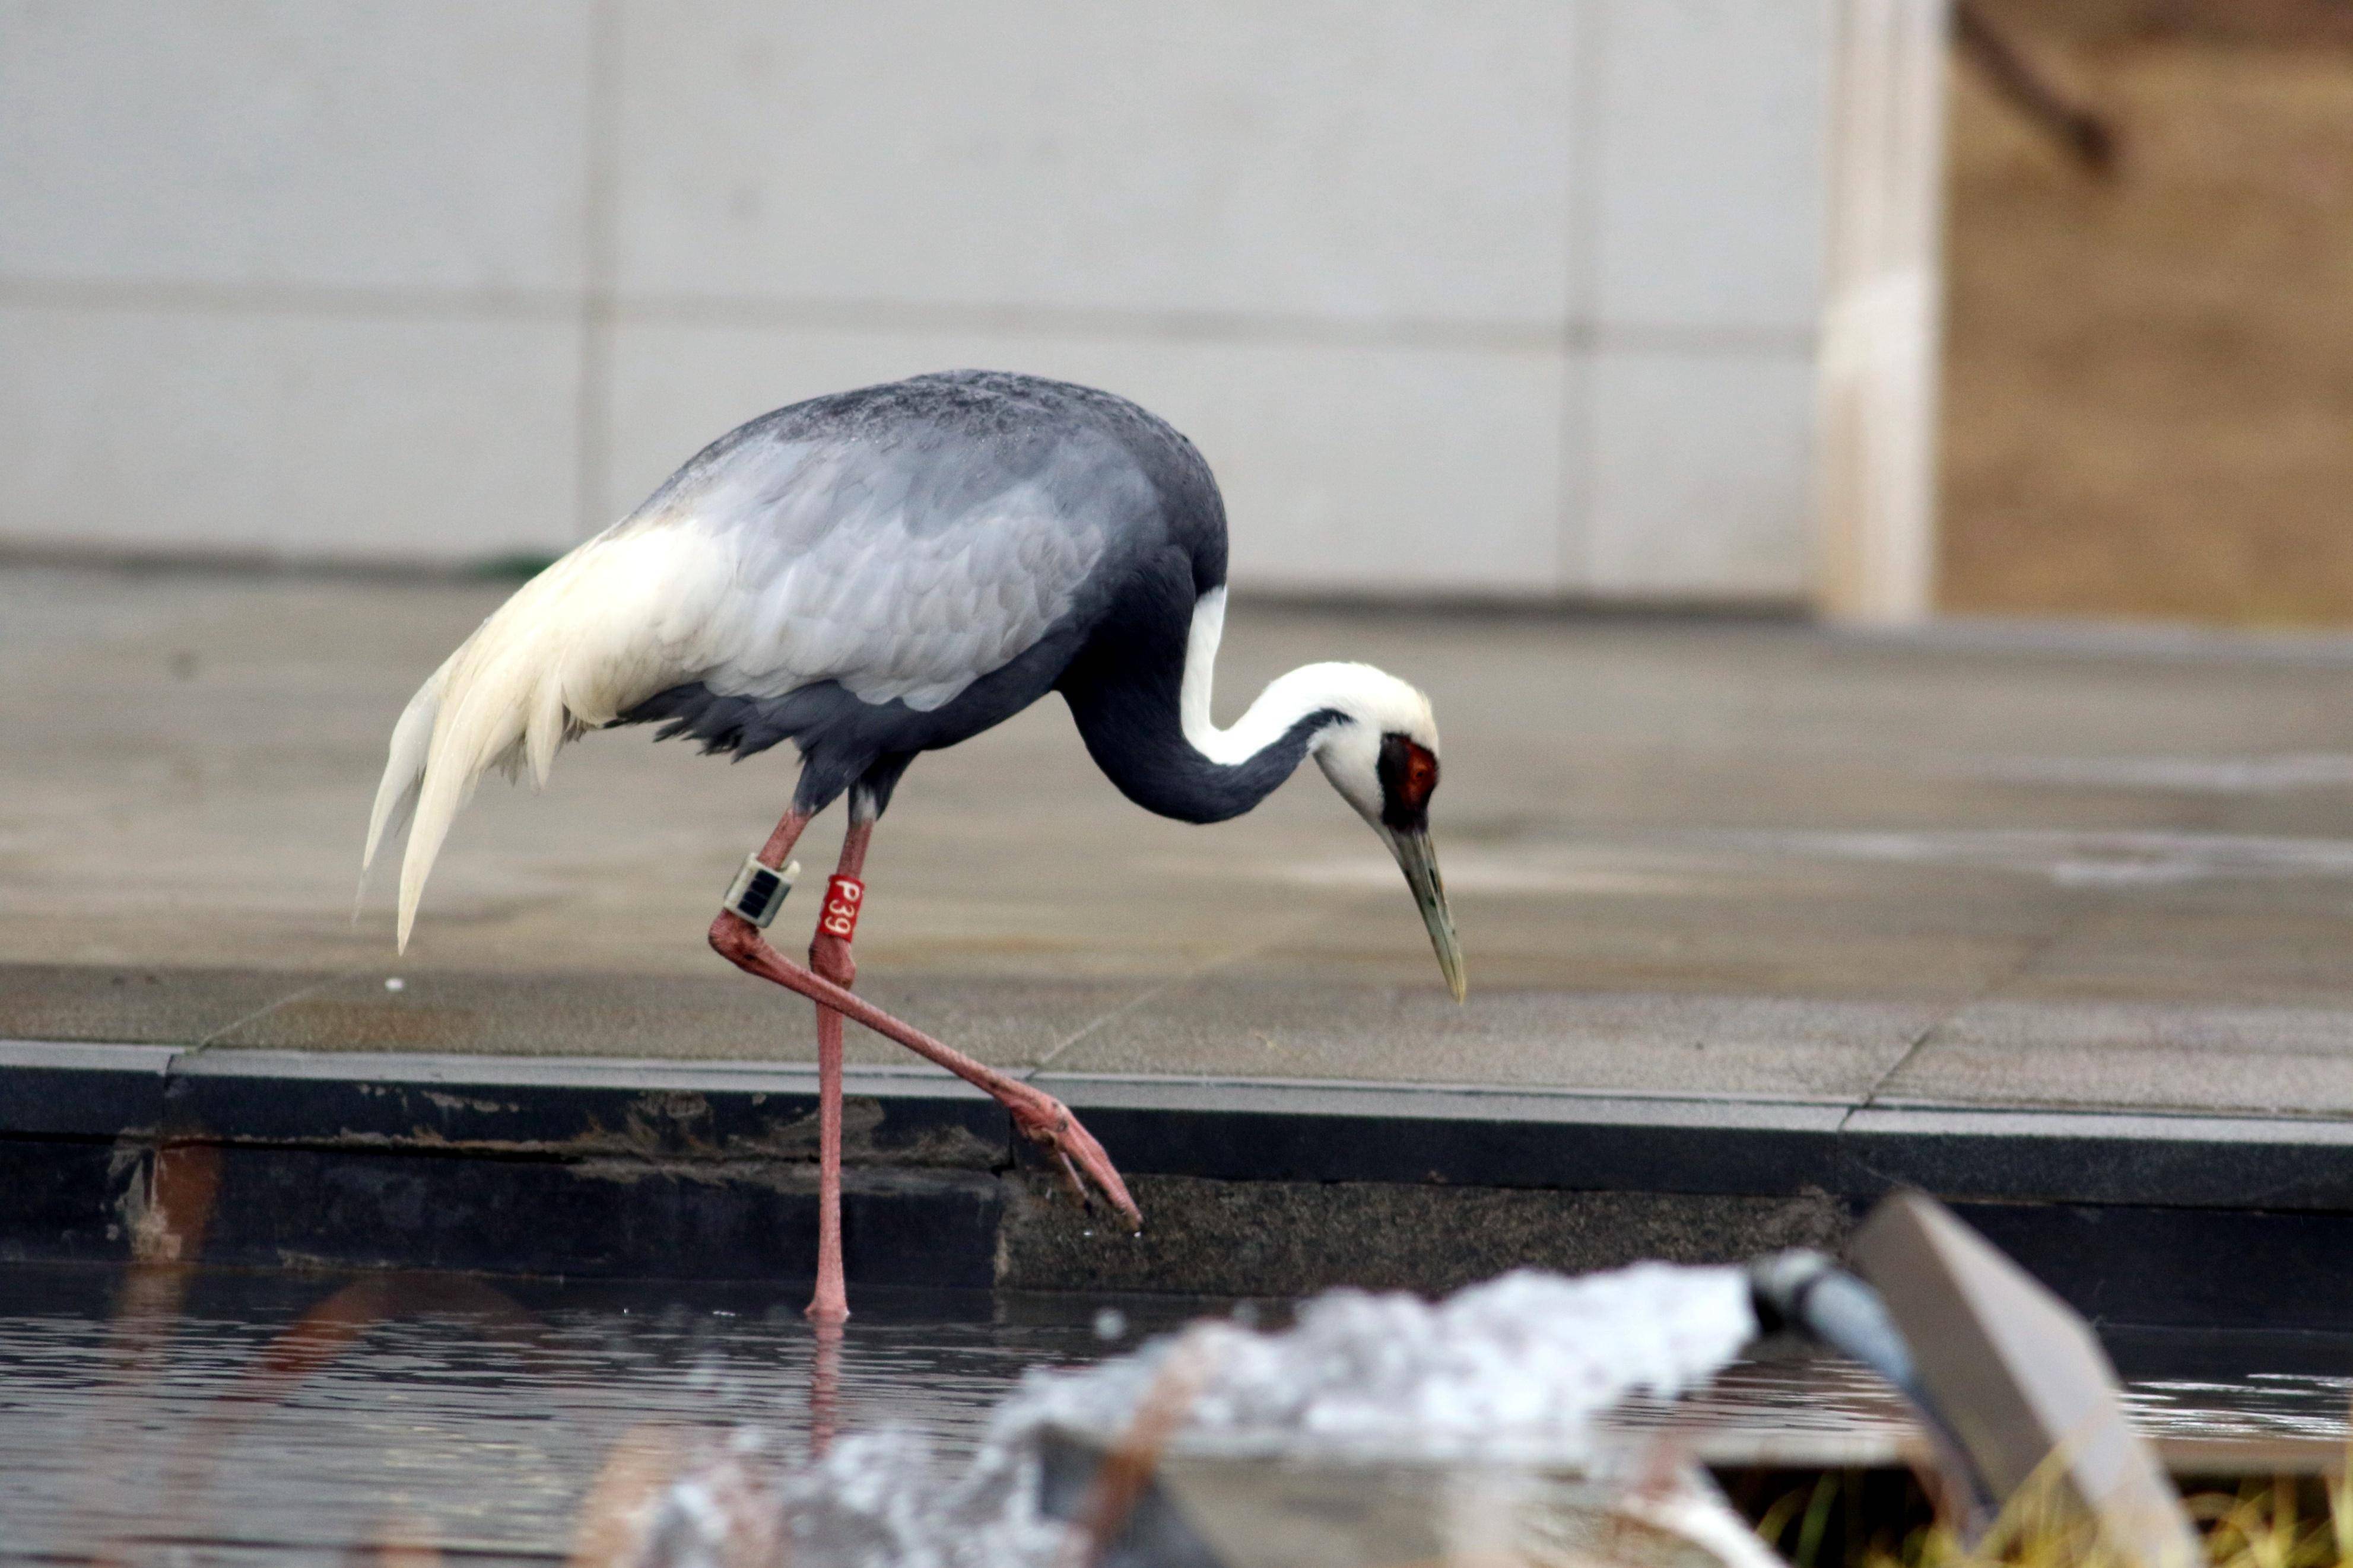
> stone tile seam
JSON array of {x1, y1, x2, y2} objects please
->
[
  {"x1": 1850, "y1": 879, "x2": 2102, "y2": 1114},
  {"x1": 0, "y1": 277, "x2": 1818, "y2": 358},
  {"x1": 1020, "y1": 902, "x2": 1326, "y2": 1079},
  {"x1": 1018, "y1": 969, "x2": 1228, "y2": 1082},
  {"x1": 189, "y1": 967, "x2": 373, "y2": 1052}
]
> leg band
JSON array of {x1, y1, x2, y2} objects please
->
[
  {"x1": 722, "y1": 855, "x2": 800, "y2": 928},
  {"x1": 820, "y1": 875, "x2": 865, "y2": 941}
]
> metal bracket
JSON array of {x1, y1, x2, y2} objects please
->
[{"x1": 722, "y1": 855, "x2": 799, "y2": 928}]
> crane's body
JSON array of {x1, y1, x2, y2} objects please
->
[{"x1": 365, "y1": 370, "x2": 1460, "y2": 1321}]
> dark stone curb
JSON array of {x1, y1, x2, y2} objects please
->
[
  {"x1": 7, "y1": 1041, "x2": 2353, "y2": 1328},
  {"x1": 1032, "y1": 1074, "x2": 2353, "y2": 1211}
]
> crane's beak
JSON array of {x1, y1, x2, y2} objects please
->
[{"x1": 1389, "y1": 825, "x2": 1466, "y2": 1002}]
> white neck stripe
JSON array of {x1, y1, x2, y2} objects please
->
[
  {"x1": 1179, "y1": 587, "x2": 1240, "y2": 761},
  {"x1": 1177, "y1": 588, "x2": 1436, "y2": 769}
]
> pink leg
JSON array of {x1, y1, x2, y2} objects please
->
[
  {"x1": 710, "y1": 809, "x2": 1142, "y2": 1303},
  {"x1": 808, "y1": 1316, "x2": 843, "y2": 1458},
  {"x1": 803, "y1": 818, "x2": 871, "y2": 1325}
]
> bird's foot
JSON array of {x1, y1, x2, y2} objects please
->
[{"x1": 1001, "y1": 1083, "x2": 1142, "y2": 1232}]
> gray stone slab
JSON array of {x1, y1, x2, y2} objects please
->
[
  {"x1": 1997, "y1": 898, "x2": 2353, "y2": 1012},
  {"x1": 1044, "y1": 977, "x2": 1939, "y2": 1101},
  {"x1": 1878, "y1": 1000, "x2": 2353, "y2": 1116},
  {"x1": 204, "y1": 965, "x2": 1152, "y2": 1068},
  {"x1": 0, "y1": 962, "x2": 333, "y2": 1047}
]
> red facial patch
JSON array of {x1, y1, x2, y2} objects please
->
[
  {"x1": 1376, "y1": 733, "x2": 1440, "y2": 828},
  {"x1": 1396, "y1": 742, "x2": 1438, "y2": 810}
]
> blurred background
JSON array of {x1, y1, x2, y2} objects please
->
[
  {"x1": 1942, "y1": 0, "x2": 2353, "y2": 625},
  {"x1": 0, "y1": 0, "x2": 2344, "y2": 623}
]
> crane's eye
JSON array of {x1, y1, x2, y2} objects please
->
[{"x1": 1376, "y1": 732, "x2": 1440, "y2": 829}]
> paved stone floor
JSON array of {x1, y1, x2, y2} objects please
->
[{"x1": 9, "y1": 564, "x2": 2353, "y2": 1119}]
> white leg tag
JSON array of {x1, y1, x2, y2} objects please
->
[{"x1": 722, "y1": 855, "x2": 799, "y2": 928}]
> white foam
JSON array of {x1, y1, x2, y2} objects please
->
[
  {"x1": 631, "y1": 1264, "x2": 1761, "y2": 1568},
  {"x1": 1017, "y1": 1264, "x2": 1757, "y2": 1459}
]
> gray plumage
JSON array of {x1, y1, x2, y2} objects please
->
[{"x1": 613, "y1": 371, "x2": 1320, "y2": 822}]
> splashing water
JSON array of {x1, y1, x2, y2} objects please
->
[
  {"x1": 1016, "y1": 1262, "x2": 1758, "y2": 1457},
  {"x1": 631, "y1": 1264, "x2": 1762, "y2": 1568}
]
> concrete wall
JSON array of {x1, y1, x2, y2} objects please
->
[{"x1": 0, "y1": 1, "x2": 1841, "y2": 602}]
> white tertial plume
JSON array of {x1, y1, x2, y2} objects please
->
[{"x1": 361, "y1": 523, "x2": 731, "y2": 950}]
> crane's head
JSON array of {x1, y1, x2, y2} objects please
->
[{"x1": 1310, "y1": 668, "x2": 1465, "y2": 1002}]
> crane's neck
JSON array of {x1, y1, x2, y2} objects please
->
[{"x1": 1061, "y1": 586, "x2": 1372, "y2": 825}]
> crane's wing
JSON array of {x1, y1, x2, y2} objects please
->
[
  {"x1": 677, "y1": 430, "x2": 1119, "y2": 710},
  {"x1": 364, "y1": 418, "x2": 1138, "y2": 949}
]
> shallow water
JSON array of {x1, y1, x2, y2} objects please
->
[
  {"x1": 0, "y1": 1263, "x2": 2345, "y2": 1564},
  {"x1": 1624, "y1": 1337, "x2": 2353, "y2": 1451}
]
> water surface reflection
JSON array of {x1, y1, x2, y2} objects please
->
[{"x1": 0, "y1": 1264, "x2": 2344, "y2": 1564}]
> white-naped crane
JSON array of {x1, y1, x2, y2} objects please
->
[{"x1": 363, "y1": 370, "x2": 1463, "y2": 1322}]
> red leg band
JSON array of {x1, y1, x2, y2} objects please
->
[{"x1": 820, "y1": 874, "x2": 864, "y2": 942}]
